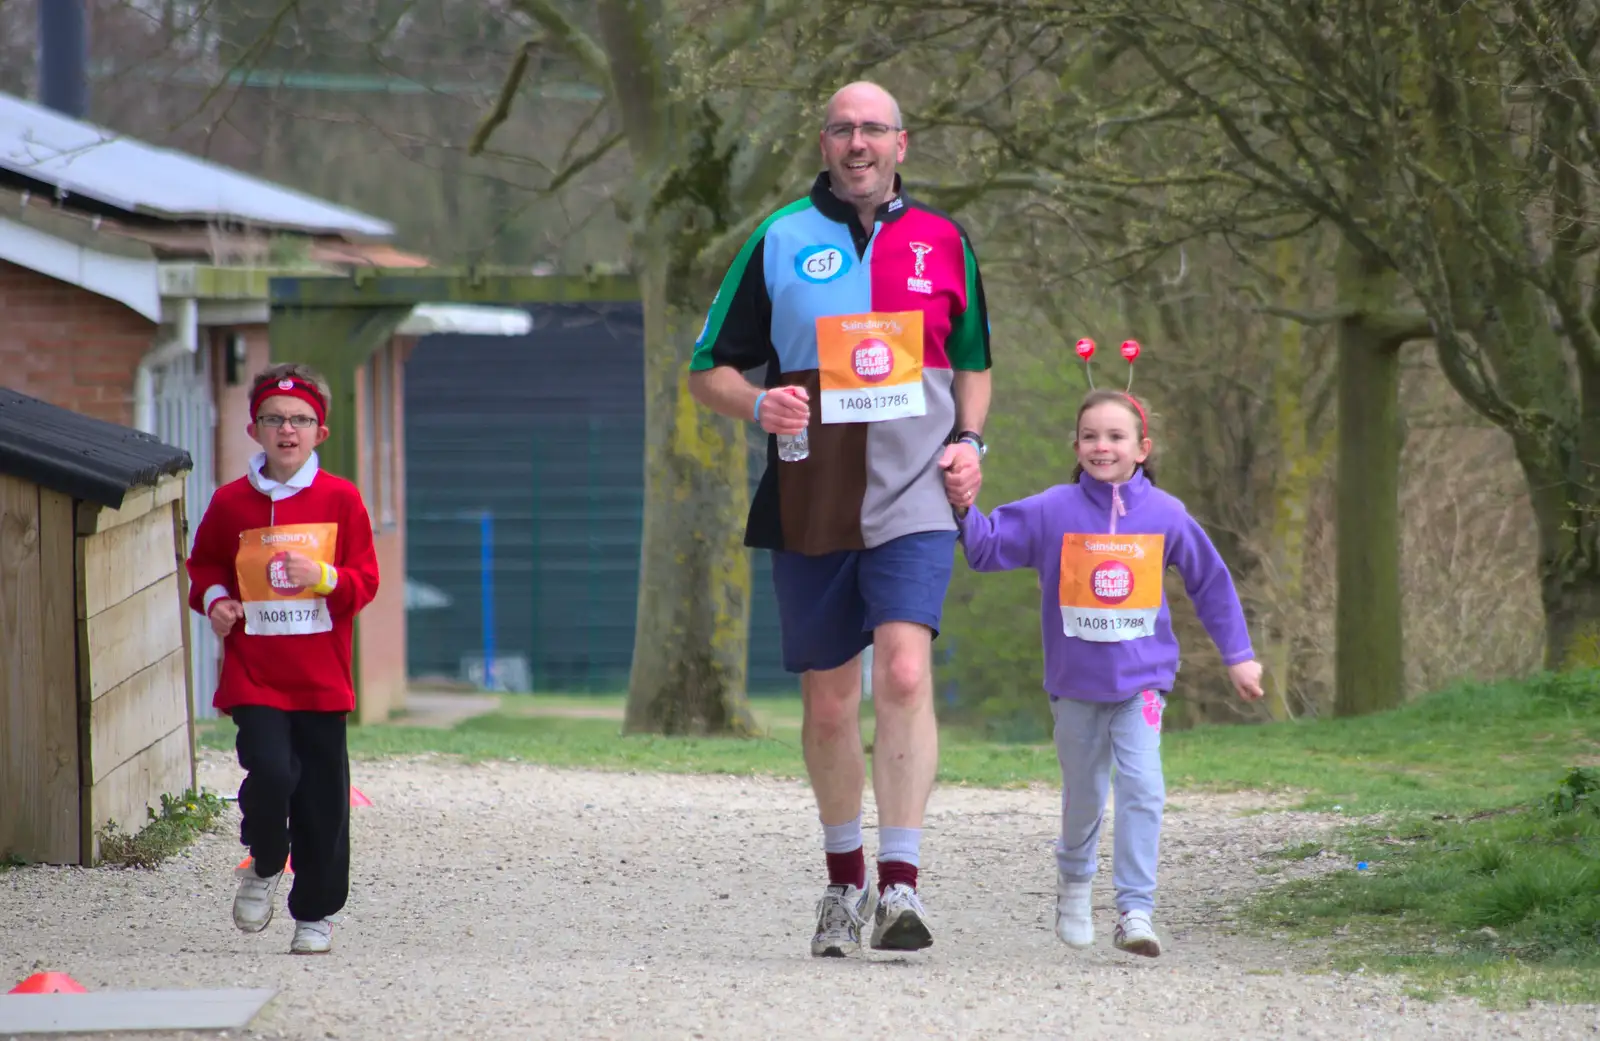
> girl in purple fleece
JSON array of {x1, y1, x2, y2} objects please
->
[{"x1": 957, "y1": 389, "x2": 1264, "y2": 958}]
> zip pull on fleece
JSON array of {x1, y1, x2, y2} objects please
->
[{"x1": 1110, "y1": 482, "x2": 1127, "y2": 535}]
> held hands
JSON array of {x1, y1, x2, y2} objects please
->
[
  {"x1": 757, "y1": 386, "x2": 810, "y2": 435},
  {"x1": 1228, "y1": 659, "x2": 1266, "y2": 702},
  {"x1": 940, "y1": 441, "x2": 983, "y2": 508},
  {"x1": 208, "y1": 599, "x2": 244, "y2": 638}
]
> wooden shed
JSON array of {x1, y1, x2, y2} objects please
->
[{"x1": 0, "y1": 388, "x2": 195, "y2": 866}]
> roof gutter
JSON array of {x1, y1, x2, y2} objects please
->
[
  {"x1": 134, "y1": 297, "x2": 198, "y2": 434},
  {"x1": 0, "y1": 214, "x2": 161, "y2": 320}
]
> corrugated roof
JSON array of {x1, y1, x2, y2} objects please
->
[
  {"x1": 0, "y1": 388, "x2": 191, "y2": 508},
  {"x1": 0, "y1": 90, "x2": 394, "y2": 239}
]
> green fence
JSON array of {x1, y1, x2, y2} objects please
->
[{"x1": 406, "y1": 410, "x2": 790, "y2": 694}]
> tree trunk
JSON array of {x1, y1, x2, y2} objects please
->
[
  {"x1": 1543, "y1": 560, "x2": 1600, "y2": 671},
  {"x1": 621, "y1": 244, "x2": 758, "y2": 735},
  {"x1": 1265, "y1": 240, "x2": 1334, "y2": 720},
  {"x1": 1537, "y1": 356, "x2": 1600, "y2": 671},
  {"x1": 1408, "y1": 1, "x2": 1600, "y2": 673},
  {"x1": 1332, "y1": 240, "x2": 1411, "y2": 718},
  {"x1": 1332, "y1": 317, "x2": 1404, "y2": 716}
]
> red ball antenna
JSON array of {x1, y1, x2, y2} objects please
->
[{"x1": 1120, "y1": 339, "x2": 1142, "y2": 391}]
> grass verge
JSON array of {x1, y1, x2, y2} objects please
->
[
  {"x1": 202, "y1": 670, "x2": 1598, "y2": 813},
  {"x1": 95, "y1": 788, "x2": 228, "y2": 869},
  {"x1": 1252, "y1": 766, "x2": 1600, "y2": 1006}
]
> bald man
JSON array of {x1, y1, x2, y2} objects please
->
[{"x1": 689, "y1": 81, "x2": 993, "y2": 958}]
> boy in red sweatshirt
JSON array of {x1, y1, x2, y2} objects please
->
[{"x1": 186, "y1": 363, "x2": 380, "y2": 955}]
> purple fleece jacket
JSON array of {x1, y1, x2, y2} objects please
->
[{"x1": 957, "y1": 468, "x2": 1254, "y2": 703}]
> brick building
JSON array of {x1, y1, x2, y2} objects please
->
[{"x1": 0, "y1": 88, "x2": 527, "y2": 724}]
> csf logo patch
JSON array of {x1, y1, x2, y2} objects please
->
[{"x1": 795, "y1": 245, "x2": 852, "y2": 284}]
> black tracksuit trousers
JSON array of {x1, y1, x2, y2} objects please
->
[{"x1": 232, "y1": 705, "x2": 351, "y2": 923}]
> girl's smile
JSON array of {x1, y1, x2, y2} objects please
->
[{"x1": 1074, "y1": 401, "x2": 1151, "y2": 485}]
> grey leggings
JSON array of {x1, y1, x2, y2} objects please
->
[{"x1": 1050, "y1": 691, "x2": 1167, "y2": 914}]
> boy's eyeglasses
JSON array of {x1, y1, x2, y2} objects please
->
[
  {"x1": 256, "y1": 414, "x2": 319, "y2": 429},
  {"x1": 824, "y1": 122, "x2": 901, "y2": 141}
]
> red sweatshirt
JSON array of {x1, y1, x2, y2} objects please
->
[{"x1": 186, "y1": 459, "x2": 380, "y2": 714}]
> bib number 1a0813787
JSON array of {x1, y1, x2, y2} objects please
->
[{"x1": 235, "y1": 523, "x2": 339, "y2": 636}]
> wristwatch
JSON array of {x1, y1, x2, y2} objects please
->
[{"x1": 953, "y1": 429, "x2": 986, "y2": 458}]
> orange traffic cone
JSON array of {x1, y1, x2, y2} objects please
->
[{"x1": 10, "y1": 972, "x2": 87, "y2": 994}]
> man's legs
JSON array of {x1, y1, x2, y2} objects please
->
[
  {"x1": 868, "y1": 620, "x2": 937, "y2": 888},
  {"x1": 859, "y1": 530, "x2": 957, "y2": 951},
  {"x1": 800, "y1": 659, "x2": 867, "y2": 889},
  {"x1": 772, "y1": 547, "x2": 874, "y2": 956}
]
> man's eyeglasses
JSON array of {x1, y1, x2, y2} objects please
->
[
  {"x1": 256, "y1": 414, "x2": 319, "y2": 429},
  {"x1": 824, "y1": 121, "x2": 901, "y2": 141}
]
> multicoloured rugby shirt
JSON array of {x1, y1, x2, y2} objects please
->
[{"x1": 691, "y1": 172, "x2": 992, "y2": 556}]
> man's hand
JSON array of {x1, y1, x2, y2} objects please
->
[
  {"x1": 209, "y1": 599, "x2": 244, "y2": 638},
  {"x1": 1227, "y1": 660, "x2": 1265, "y2": 702},
  {"x1": 758, "y1": 386, "x2": 810, "y2": 435},
  {"x1": 281, "y1": 552, "x2": 324, "y2": 590},
  {"x1": 940, "y1": 441, "x2": 983, "y2": 507}
]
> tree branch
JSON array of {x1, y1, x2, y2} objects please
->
[
  {"x1": 510, "y1": 0, "x2": 611, "y2": 87},
  {"x1": 705, "y1": 0, "x2": 815, "y2": 67},
  {"x1": 1256, "y1": 304, "x2": 1356, "y2": 326},
  {"x1": 466, "y1": 39, "x2": 534, "y2": 157},
  {"x1": 1368, "y1": 309, "x2": 1434, "y2": 346},
  {"x1": 1115, "y1": 24, "x2": 1386, "y2": 262},
  {"x1": 1432, "y1": 327, "x2": 1520, "y2": 429},
  {"x1": 1254, "y1": 303, "x2": 1427, "y2": 345},
  {"x1": 596, "y1": 1, "x2": 668, "y2": 160},
  {"x1": 545, "y1": 131, "x2": 626, "y2": 195}
]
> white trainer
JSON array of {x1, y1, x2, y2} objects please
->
[
  {"x1": 810, "y1": 882, "x2": 871, "y2": 957},
  {"x1": 290, "y1": 918, "x2": 334, "y2": 955},
  {"x1": 870, "y1": 883, "x2": 934, "y2": 951},
  {"x1": 1055, "y1": 878, "x2": 1094, "y2": 948},
  {"x1": 1113, "y1": 909, "x2": 1162, "y2": 957},
  {"x1": 232, "y1": 861, "x2": 283, "y2": 933}
]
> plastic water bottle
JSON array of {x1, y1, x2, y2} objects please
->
[{"x1": 777, "y1": 427, "x2": 810, "y2": 462}]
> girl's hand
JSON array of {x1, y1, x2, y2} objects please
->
[{"x1": 1227, "y1": 660, "x2": 1265, "y2": 701}]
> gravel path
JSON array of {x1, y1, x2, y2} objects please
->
[{"x1": 4, "y1": 751, "x2": 1596, "y2": 1040}]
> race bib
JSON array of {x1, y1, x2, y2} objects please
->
[
  {"x1": 235, "y1": 523, "x2": 338, "y2": 636},
  {"x1": 815, "y1": 311, "x2": 926, "y2": 423},
  {"x1": 1059, "y1": 533, "x2": 1165, "y2": 642}
]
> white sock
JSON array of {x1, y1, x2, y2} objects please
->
[
  {"x1": 822, "y1": 814, "x2": 863, "y2": 854},
  {"x1": 877, "y1": 826, "x2": 921, "y2": 866}
]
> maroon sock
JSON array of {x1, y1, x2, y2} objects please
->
[
  {"x1": 825, "y1": 846, "x2": 866, "y2": 890},
  {"x1": 878, "y1": 859, "x2": 918, "y2": 893}
]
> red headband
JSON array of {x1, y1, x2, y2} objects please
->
[
  {"x1": 251, "y1": 377, "x2": 326, "y2": 425},
  {"x1": 1122, "y1": 393, "x2": 1148, "y2": 439}
]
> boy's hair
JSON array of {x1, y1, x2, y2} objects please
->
[
  {"x1": 249, "y1": 363, "x2": 333, "y2": 419},
  {"x1": 1071, "y1": 389, "x2": 1157, "y2": 485}
]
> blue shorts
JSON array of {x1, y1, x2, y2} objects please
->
[{"x1": 770, "y1": 530, "x2": 959, "y2": 674}]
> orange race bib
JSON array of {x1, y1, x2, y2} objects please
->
[
  {"x1": 815, "y1": 311, "x2": 926, "y2": 423},
  {"x1": 1058, "y1": 533, "x2": 1165, "y2": 642},
  {"x1": 235, "y1": 523, "x2": 338, "y2": 636}
]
